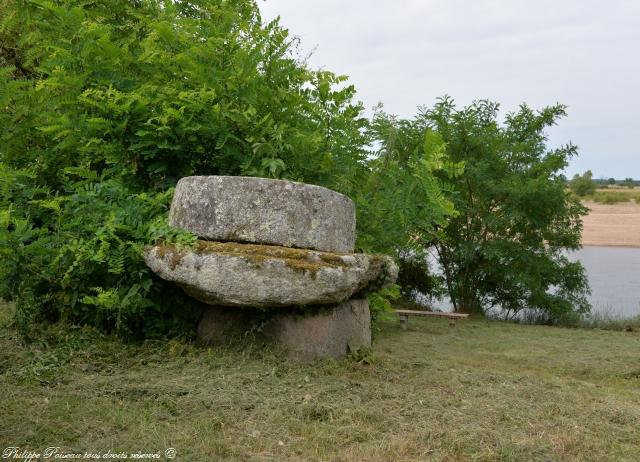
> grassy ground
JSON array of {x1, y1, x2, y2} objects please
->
[
  {"x1": 2, "y1": 302, "x2": 640, "y2": 461},
  {"x1": 590, "y1": 188, "x2": 640, "y2": 205},
  {"x1": 579, "y1": 311, "x2": 640, "y2": 331}
]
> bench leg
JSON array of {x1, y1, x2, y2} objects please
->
[{"x1": 399, "y1": 315, "x2": 408, "y2": 330}]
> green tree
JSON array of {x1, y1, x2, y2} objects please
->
[
  {"x1": 349, "y1": 109, "x2": 459, "y2": 302},
  {"x1": 354, "y1": 109, "x2": 458, "y2": 253},
  {"x1": 569, "y1": 171, "x2": 596, "y2": 196},
  {"x1": 378, "y1": 98, "x2": 590, "y2": 321},
  {"x1": 607, "y1": 177, "x2": 616, "y2": 185},
  {"x1": 0, "y1": 0, "x2": 369, "y2": 337},
  {"x1": 623, "y1": 177, "x2": 635, "y2": 189}
]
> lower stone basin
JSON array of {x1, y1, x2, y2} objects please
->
[{"x1": 144, "y1": 241, "x2": 398, "y2": 307}]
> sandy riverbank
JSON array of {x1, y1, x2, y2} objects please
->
[{"x1": 582, "y1": 201, "x2": 640, "y2": 247}]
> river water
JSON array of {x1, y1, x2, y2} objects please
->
[
  {"x1": 422, "y1": 246, "x2": 640, "y2": 319},
  {"x1": 570, "y1": 246, "x2": 640, "y2": 318}
]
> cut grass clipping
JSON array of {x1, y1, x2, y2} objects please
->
[{"x1": 1, "y1": 302, "x2": 639, "y2": 461}]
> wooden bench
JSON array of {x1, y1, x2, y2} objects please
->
[{"x1": 395, "y1": 309, "x2": 469, "y2": 329}]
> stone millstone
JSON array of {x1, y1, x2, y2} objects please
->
[
  {"x1": 169, "y1": 176, "x2": 356, "y2": 253},
  {"x1": 169, "y1": 176, "x2": 356, "y2": 252},
  {"x1": 144, "y1": 241, "x2": 398, "y2": 307},
  {"x1": 197, "y1": 299, "x2": 371, "y2": 361}
]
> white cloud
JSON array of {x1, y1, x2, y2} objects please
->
[{"x1": 260, "y1": 0, "x2": 640, "y2": 178}]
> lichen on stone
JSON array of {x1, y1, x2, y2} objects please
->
[
  {"x1": 193, "y1": 240, "x2": 351, "y2": 278},
  {"x1": 151, "y1": 240, "x2": 395, "y2": 281}
]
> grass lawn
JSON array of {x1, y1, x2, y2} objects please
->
[{"x1": 1, "y1": 301, "x2": 639, "y2": 461}]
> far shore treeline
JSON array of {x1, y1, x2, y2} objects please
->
[{"x1": 0, "y1": 0, "x2": 590, "y2": 339}]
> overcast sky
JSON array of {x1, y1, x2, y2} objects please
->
[{"x1": 259, "y1": 0, "x2": 639, "y2": 179}]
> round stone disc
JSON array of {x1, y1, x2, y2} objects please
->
[
  {"x1": 169, "y1": 176, "x2": 356, "y2": 253},
  {"x1": 143, "y1": 241, "x2": 398, "y2": 308}
]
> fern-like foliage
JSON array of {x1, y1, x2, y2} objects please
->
[
  {"x1": 0, "y1": 0, "x2": 379, "y2": 338},
  {"x1": 0, "y1": 162, "x2": 201, "y2": 337}
]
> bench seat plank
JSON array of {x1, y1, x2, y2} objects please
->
[{"x1": 395, "y1": 309, "x2": 469, "y2": 319}]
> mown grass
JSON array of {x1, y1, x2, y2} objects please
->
[{"x1": 2, "y1": 301, "x2": 640, "y2": 461}]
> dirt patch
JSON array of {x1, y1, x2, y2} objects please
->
[{"x1": 582, "y1": 201, "x2": 640, "y2": 247}]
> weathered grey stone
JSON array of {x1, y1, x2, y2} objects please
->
[
  {"x1": 144, "y1": 241, "x2": 398, "y2": 307},
  {"x1": 168, "y1": 176, "x2": 356, "y2": 253},
  {"x1": 267, "y1": 299, "x2": 371, "y2": 361},
  {"x1": 197, "y1": 299, "x2": 371, "y2": 361}
]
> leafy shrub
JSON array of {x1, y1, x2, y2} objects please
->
[
  {"x1": 396, "y1": 251, "x2": 445, "y2": 300},
  {"x1": 0, "y1": 165, "x2": 202, "y2": 338},
  {"x1": 0, "y1": 0, "x2": 369, "y2": 338},
  {"x1": 370, "y1": 98, "x2": 591, "y2": 321},
  {"x1": 569, "y1": 171, "x2": 597, "y2": 197},
  {"x1": 368, "y1": 284, "x2": 401, "y2": 320},
  {"x1": 352, "y1": 110, "x2": 459, "y2": 314}
]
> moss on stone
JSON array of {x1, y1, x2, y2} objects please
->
[
  {"x1": 155, "y1": 245, "x2": 186, "y2": 270},
  {"x1": 194, "y1": 240, "x2": 352, "y2": 278},
  {"x1": 150, "y1": 240, "x2": 393, "y2": 283}
]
